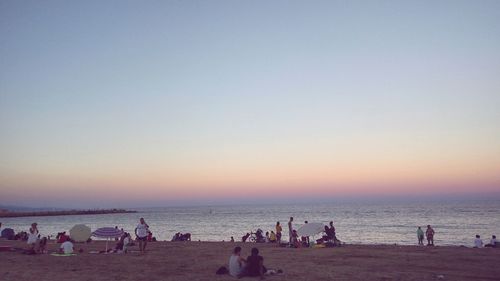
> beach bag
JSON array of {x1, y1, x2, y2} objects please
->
[{"x1": 216, "y1": 266, "x2": 228, "y2": 275}]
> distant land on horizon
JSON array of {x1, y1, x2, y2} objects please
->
[{"x1": 0, "y1": 205, "x2": 70, "y2": 212}]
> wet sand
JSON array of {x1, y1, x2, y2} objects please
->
[{"x1": 0, "y1": 240, "x2": 499, "y2": 281}]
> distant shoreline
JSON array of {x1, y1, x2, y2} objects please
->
[{"x1": 0, "y1": 209, "x2": 137, "y2": 218}]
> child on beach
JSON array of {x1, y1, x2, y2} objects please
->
[
  {"x1": 269, "y1": 231, "x2": 277, "y2": 243},
  {"x1": 417, "y1": 227, "x2": 424, "y2": 245}
]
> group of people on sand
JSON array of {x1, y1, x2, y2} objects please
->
[
  {"x1": 227, "y1": 246, "x2": 282, "y2": 279},
  {"x1": 416, "y1": 225, "x2": 498, "y2": 248},
  {"x1": 0, "y1": 218, "x2": 154, "y2": 255},
  {"x1": 171, "y1": 232, "x2": 191, "y2": 241},
  {"x1": 236, "y1": 217, "x2": 340, "y2": 248},
  {"x1": 473, "y1": 235, "x2": 497, "y2": 248}
]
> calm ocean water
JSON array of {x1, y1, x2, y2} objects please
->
[{"x1": 2, "y1": 199, "x2": 499, "y2": 246}]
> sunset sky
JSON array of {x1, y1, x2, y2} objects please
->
[{"x1": 1, "y1": 1, "x2": 499, "y2": 207}]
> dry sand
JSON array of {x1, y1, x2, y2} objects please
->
[{"x1": 1, "y1": 239, "x2": 499, "y2": 281}]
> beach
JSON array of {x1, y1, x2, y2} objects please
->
[{"x1": 1, "y1": 240, "x2": 499, "y2": 281}]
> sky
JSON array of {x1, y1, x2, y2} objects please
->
[{"x1": 1, "y1": 0, "x2": 499, "y2": 207}]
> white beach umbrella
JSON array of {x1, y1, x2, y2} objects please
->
[
  {"x1": 92, "y1": 227, "x2": 124, "y2": 252},
  {"x1": 69, "y1": 224, "x2": 91, "y2": 242},
  {"x1": 297, "y1": 223, "x2": 325, "y2": 237}
]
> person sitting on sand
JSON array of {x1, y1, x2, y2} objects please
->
[
  {"x1": 301, "y1": 221, "x2": 310, "y2": 246},
  {"x1": 230, "y1": 236, "x2": 235, "y2": 242},
  {"x1": 426, "y1": 225, "x2": 435, "y2": 246},
  {"x1": 27, "y1": 223, "x2": 39, "y2": 251},
  {"x1": 229, "y1": 246, "x2": 246, "y2": 278},
  {"x1": 135, "y1": 218, "x2": 149, "y2": 254},
  {"x1": 60, "y1": 239, "x2": 74, "y2": 254},
  {"x1": 242, "y1": 233, "x2": 250, "y2": 242},
  {"x1": 417, "y1": 227, "x2": 424, "y2": 245},
  {"x1": 485, "y1": 235, "x2": 497, "y2": 248},
  {"x1": 114, "y1": 233, "x2": 126, "y2": 252},
  {"x1": 474, "y1": 235, "x2": 483, "y2": 248},
  {"x1": 246, "y1": 247, "x2": 266, "y2": 279},
  {"x1": 36, "y1": 237, "x2": 48, "y2": 254},
  {"x1": 269, "y1": 231, "x2": 277, "y2": 243},
  {"x1": 181, "y1": 233, "x2": 191, "y2": 241},
  {"x1": 172, "y1": 232, "x2": 180, "y2": 241},
  {"x1": 317, "y1": 225, "x2": 330, "y2": 244},
  {"x1": 56, "y1": 231, "x2": 70, "y2": 243}
]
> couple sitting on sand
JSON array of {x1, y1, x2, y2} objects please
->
[{"x1": 229, "y1": 246, "x2": 282, "y2": 279}]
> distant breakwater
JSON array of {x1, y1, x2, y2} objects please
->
[{"x1": 0, "y1": 209, "x2": 137, "y2": 218}]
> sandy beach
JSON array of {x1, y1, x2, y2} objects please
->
[{"x1": 1, "y1": 240, "x2": 499, "y2": 281}]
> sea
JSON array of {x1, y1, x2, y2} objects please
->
[{"x1": 2, "y1": 199, "x2": 499, "y2": 246}]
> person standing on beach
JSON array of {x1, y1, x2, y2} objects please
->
[
  {"x1": 135, "y1": 218, "x2": 149, "y2": 254},
  {"x1": 27, "y1": 222, "x2": 39, "y2": 251},
  {"x1": 288, "y1": 217, "x2": 294, "y2": 245},
  {"x1": 426, "y1": 225, "x2": 435, "y2": 246},
  {"x1": 276, "y1": 222, "x2": 282, "y2": 243},
  {"x1": 417, "y1": 227, "x2": 424, "y2": 245}
]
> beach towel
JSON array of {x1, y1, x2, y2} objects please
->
[{"x1": 51, "y1": 253, "x2": 77, "y2": 256}]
